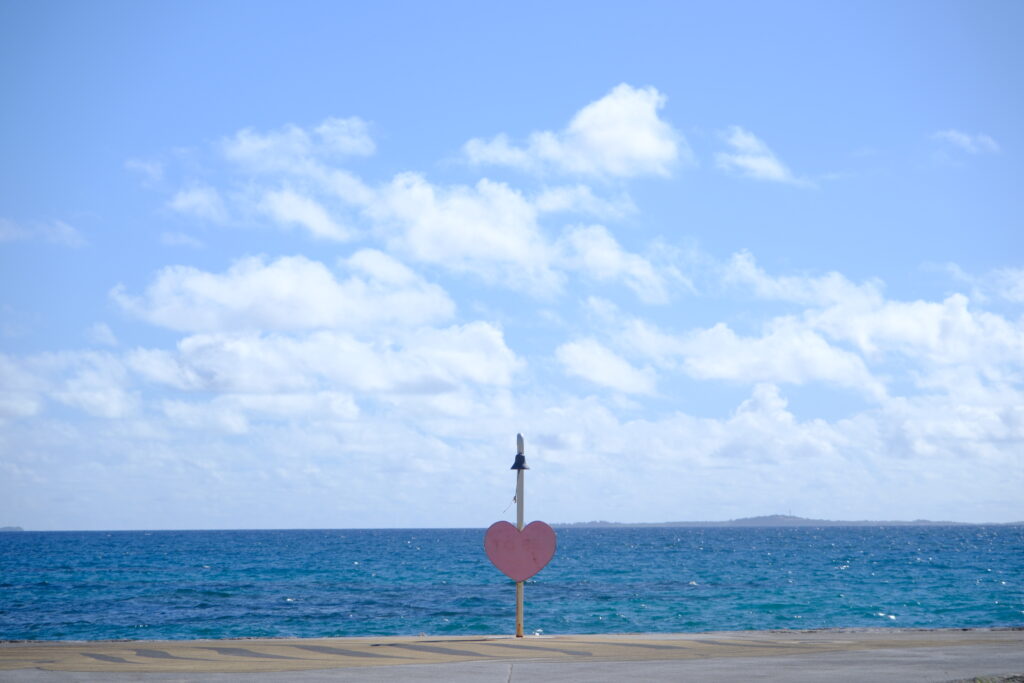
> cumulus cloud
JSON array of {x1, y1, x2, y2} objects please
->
[
  {"x1": 992, "y1": 268, "x2": 1024, "y2": 303},
  {"x1": 160, "y1": 232, "x2": 204, "y2": 248},
  {"x1": 0, "y1": 218, "x2": 86, "y2": 247},
  {"x1": 129, "y1": 323, "x2": 520, "y2": 396},
  {"x1": 0, "y1": 353, "x2": 46, "y2": 419},
  {"x1": 724, "y1": 250, "x2": 882, "y2": 308},
  {"x1": 315, "y1": 117, "x2": 375, "y2": 156},
  {"x1": 223, "y1": 116, "x2": 375, "y2": 174},
  {"x1": 369, "y1": 173, "x2": 669, "y2": 300},
  {"x1": 87, "y1": 323, "x2": 118, "y2": 347},
  {"x1": 464, "y1": 84, "x2": 685, "y2": 178},
  {"x1": 259, "y1": 188, "x2": 351, "y2": 241},
  {"x1": 559, "y1": 225, "x2": 668, "y2": 304},
  {"x1": 722, "y1": 253, "x2": 1024, "y2": 392},
  {"x1": 369, "y1": 173, "x2": 561, "y2": 292},
  {"x1": 51, "y1": 353, "x2": 138, "y2": 418},
  {"x1": 944, "y1": 263, "x2": 1024, "y2": 304},
  {"x1": 933, "y1": 129, "x2": 1000, "y2": 154},
  {"x1": 0, "y1": 218, "x2": 25, "y2": 243},
  {"x1": 534, "y1": 184, "x2": 635, "y2": 219},
  {"x1": 125, "y1": 158, "x2": 164, "y2": 185},
  {"x1": 9, "y1": 86, "x2": 1024, "y2": 530},
  {"x1": 556, "y1": 338, "x2": 656, "y2": 394},
  {"x1": 610, "y1": 310, "x2": 886, "y2": 399},
  {"x1": 168, "y1": 186, "x2": 228, "y2": 223},
  {"x1": 162, "y1": 391, "x2": 359, "y2": 434},
  {"x1": 158, "y1": 101, "x2": 676, "y2": 302},
  {"x1": 112, "y1": 252, "x2": 454, "y2": 334},
  {"x1": 808, "y1": 293, "x2": 1024, "y2": 372},
  {"x1": 5, "y1": 352, "x2": 137, "y2": 419},
  {"x1": 224, "y1": 124, "x2": 311, "y2": 172},
  {"x1": 715, "y1": 126, "x2": 810, "y2": 186},
  {"x1": 677, "y1": 320, "x2": 887, "y2": 399}
]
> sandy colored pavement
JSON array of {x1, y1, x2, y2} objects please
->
[{"x1": 1, "y1": 628, "x2": 1021, "y2": 682}]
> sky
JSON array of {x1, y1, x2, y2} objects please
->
[{"x1": 1, "y1": 1, "x2": 1022, "y2": 530}]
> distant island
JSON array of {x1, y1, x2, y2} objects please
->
[
  {"x1": 0, "y1": 526, "x2": 24, "y2": 532},
  {"x1": 553, "y1": 515, "x2": 1021, "y2": 528}
]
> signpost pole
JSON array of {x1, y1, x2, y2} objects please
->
[
  {"x1": 484, "y1": 433, "x2": 555, "y2": 641},
  {"x1": 513, "y1": 433, "x2": 526, "y2": 638},
  {"x1": 515, "y1": 465, "x2": 524, "y2": 638}
]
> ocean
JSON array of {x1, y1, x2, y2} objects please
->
[{"x1": 1, "y1": 526, "x2": 1021, "y2": 641}]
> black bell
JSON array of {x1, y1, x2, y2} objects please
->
[{"x1": 511, "y1": 433, "x2": 528, "y2": 469}]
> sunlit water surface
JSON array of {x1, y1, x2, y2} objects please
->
[{"x1": 2, "y1": 526, "x2": 1021, "y2": 640}]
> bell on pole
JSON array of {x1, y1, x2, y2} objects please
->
[
  {"x1": 483, "y1": 433, "x2": 556, "y2": 637},
  {"x1": 511, "y1": 432, "x2": 528, "y2": 470}
]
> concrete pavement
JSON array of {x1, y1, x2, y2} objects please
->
[{"x1": 1, "y1": 628, "x2": 1021, "y2": 681}]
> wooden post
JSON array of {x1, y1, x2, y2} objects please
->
[
  {"x1": 484, "y1": 434, "x2": 555, "y2": 640},
  {"x1": 515, "y1": 466, "x2": 524, "y2": 638}
]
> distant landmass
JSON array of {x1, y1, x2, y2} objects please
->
[
  {"x1": 0, "y1": 526, "x2": 24, "y2": 532},
  {"x1": 554, "y1": 515, "x2": 1021, "y2": 528}
]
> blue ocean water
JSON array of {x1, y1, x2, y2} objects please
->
[{"x1": 1, "y1": 526, "x2": 1021, "y2": 641}]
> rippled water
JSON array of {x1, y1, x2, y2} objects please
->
[{"x1": 1, "y1": 526, "x2": 1021, "y2": 640}]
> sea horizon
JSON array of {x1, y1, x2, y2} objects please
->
[{"x1": 5, "y1": 514, "x2": 1024, "y2": 533}]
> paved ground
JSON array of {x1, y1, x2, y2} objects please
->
[{"x1": 1, "y1": 628, "x2": 1021, "y2": 681}]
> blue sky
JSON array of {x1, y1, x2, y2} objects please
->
[{"x1": 1, "y1": 1, "x2": 1022, "y2": 530}]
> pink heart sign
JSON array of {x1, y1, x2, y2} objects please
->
[{"x1": 484, "y1": 520, "x2": 557, "y2": 582}]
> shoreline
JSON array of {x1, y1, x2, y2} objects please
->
[
  {"x1": 3, "y1": 624, "x2": 1022, "y2": 645},
  {"x1": 2, "y1": 627, "x2": 1022, "y2": 681}
]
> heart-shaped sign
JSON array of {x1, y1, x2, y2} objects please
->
[{"x1": 484, "y1": 520, "x2": 557, "y2": 582}]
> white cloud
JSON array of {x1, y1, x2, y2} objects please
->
[
  {"x1": 618, "y1": 318, "x2": 687, "y2": 366},
  {"x1": 51, "y1": 353, "x2": 137, "y2": 418},
  {"x1": 160, "y1": 107, "x2": 676, "y2": 301},
  {"x1": 0, "y1": 218, "x2": 85, "y2": 247},
  {"x1": 933, "y1": 129, "x2": 1000, "y2": 154},
  {"x1": 716, "y1": 126, "x2": 810, "y2": 186},
  {"x1": 130, "y1": 323, "x2": 520, "y2": 396},
  {"x1": 724, "y1": 250, "x2": 882, "y2": 307},
  {"x1": 534, "y1": 184, "x2": 635, "y2": 218},
  {"x1": 125, "y1": 158, "x2": 164, "y2": 184},
  {"x1": 559, "y1": 225, "x2": 668, "y2": 304},
  {"x1": 112, "y1": 252, "x2": 454, "y2": 334},
  {"x1": 370, "y1": 173, "x2": 561, "y2": 292},
  {"x1": 10, "y1": 352, "x2": 137, "y2": 419},
  {"x1": 723, "y1": 254, "x2": 1024, "y2": 392},
  {"x1": 369, "y1": 174, "x2": 672, "y2": 300},
  {"x1": 808, "y1": 293, "x2": 1024, "y2": 371},
  {"x1": 556, "y1": 338, "x2": 656, "y2": 394},
  {"x1": 0, "y1": 218, "x2": 27, "y2": 242},
  {"x1": 160, "y1": 232, "x2": 204, "y2": 248},
  {"x1": 611, "y1": 305, "x2": 886, "y2": 398},
  {"x1": 318, "y1": 168, "x2": 376, "y2": 206},
  {"x1": 162, "y1": 391, "x2": 359, "y2": 434},
  {"x1": 463, "y1": 133, "x2": 531, "y2": 168},
  {"x1": 168, "y1": 186, "x2": 228, "y2": 223},
  {"x1": 219, "y1": 119, "x2": 376, "y2": 207},
  {"x1": 259, "y1": 188, "x2": 351, "y2": 241},
  {"x1": 464, "y1": 83, "x2": 684, "y2": 178},
  {"x1": 677, "y1": 319, "x2": 887, "y2": 399},
  {"x1": 223, "y1": 124, "x2": 314, "y2": 173},
  {"x1": 315, "y1": 116, "x2": 375, "y2": 156},
  {"x1": 992, "y1": 268, "x2": 1024, "y2": 303},
  {"x1": 41, "y1": 220, "x2": 87, "y2": 247},
  {"x1": 87, "y1": 323, "x2": 118, "y2": 347},
  {"x1": 223, "y1": 116, "x2": 375, "y2": 174},
  {"x1": 0, "y1": 353, "x2": 45, "y2": 419},
  {"x1": 945, "y1": 263, "x2": 1024, "y2": 304},
  {"x1": 9, "y1": 87, "x2": 1024, "y2": 531},
  {"x1": 161, "y1": 397, "x2": 249, "y2": 434}
]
